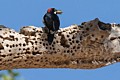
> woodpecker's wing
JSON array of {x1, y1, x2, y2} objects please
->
[
  {"x1": 43, "y1": 13, "x2": 54, "y2": 30},
  {"x1": 43, "y1": 13, "x2": 60, "y2": 31},
  {"x1": 43, "y1": 14, "x2": 48, "y2": 27},
  {"x1": 42, "y1": 18, "x2": 45, "y2": 25},
  {"x1": 52, "y1": 14, "x2": 60, "y2": 31}
]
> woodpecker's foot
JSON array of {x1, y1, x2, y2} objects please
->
[
  {"x1": 50, "y1": 30, "x2": 55, "y2": 34},
  {"x1": 44, "y1": 27, "x2": 49, "y2": 33}
]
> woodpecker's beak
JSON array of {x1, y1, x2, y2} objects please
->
[
  {"x1": 56, "y1": 10, "x2": 62, "y2": 14},
  {"x1": 55, "y1": 10, "x2": 62, "y2": 14}
]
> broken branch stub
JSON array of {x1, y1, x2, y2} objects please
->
[{"x1": 0, "y1": 18, "x2": 120, "y2": 70}]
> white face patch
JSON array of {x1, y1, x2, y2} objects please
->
[{"x1": 54, "y1": 11, "x2": 57, "y2": 14}]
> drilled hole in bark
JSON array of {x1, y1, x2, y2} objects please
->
[
  {"x1": 9, "y1": 54, "x2": 12, "y2": 56},
  {"x1": 50, "y1": 47, "x2": 52, "y2": 50},
  {"x1": 86, "y1": 27, "x2": 89, "y2": 31},
  {"x1": 72, "y1": 41, "x2": 75, "y2": 43},
  {"x1": 23, "y1": 43, "x2": 26, "y2": 46},
  {"x1": 17, "y1": 53, "x2": 20, "y2": 55},
  {"x1": 70, "y1": 42, "x2": 72, "y2": 45},
  {"x1": 110, "y1": 37, "x2": 116, "y2": 40},
  {"x1": 38, "y1": 34, "x2": 41, "y2": 36},
  {"x1": 80, "y1": 36, "x2": 82, "y2": 40},
  {"x1": 32, "y1": 52, "x2": 42, "y2": 55},
  {"x1": 82, "y1": 31, "x2": 85, "y2": 34},
  {"x1": 64, "y1": 54, "x2": 67, "y2": 57},
  {"x1": 1, "y1": 55, "x2": 6, "y2": 57},
  {"x1": 75, "y1": 50, "x2": 77, "y2": 52},
  {"x1": 16, "y1": 38, "x2": 18, "y2": 41},
  {"x1": 35, "y1": 41, "x2": 37, "y2": 43},
  {"x1": 72, "y1": 36, "x2": 75, "y2": 39},
  {"x1": 67, "y1": 50, "x2": 70, "y2": 53},
  {"x1": 43, "y1": 43, "x2": 45, "y2": 46},
  {"x1": 77, "y1": 47, "x2": 80, "y2": 49},
  {"x1": 27, "y1": 48, "x2": 30, "y2": 50},
  {"x1": 76, "y1": 40, "x2": 79, "y2": 43},
  {"x1": 45, "y1": 38, "x2": 47, "y2": 41},
  {"x1": 67, "y1": 35, "x2": 69, "y2": 37},
  {"x1": 72, "y1": 53, "x2": 75, "y2": 56},
  {"x1": 95, "y1": 38, "x2": 98, "y2": 40},
  {"x1": 39, "y1": 42, "x2": 42, "y2": 44},
  {"x1": 60, "y1": 35, "x2": 70, "y2": 48},
  {"x1": 53, "y1": 48, "x2": 55, "y2": 50},
  {"x1": 46, "y1": 43, "x2": 48, "y2": 46},
  {"x1": 91, "y1": 34, "x2": 94, "y2": 37},
  {"x1": 53, "y1": 42, "x2": 55, "y2": 44},
  {"x1": 16, "y1": 44, "x2": 18, "y2": 47},
  {"x1": 118, "y1": 36, "x2": 120, "y2": 39},
  {"x1": 9, "y1": 50, "x2": 11, "y2": 52},
  {"x1": 73, "y1": 46, "x2": 76, "y2": 49},
  {"x1": 19, "y1": 43, "x2": 22, "y2": 46},
  {"x1": 35, "y1": 47, "x2": 38, "y2": 50},
  {"x1": 12, "y1": 44, "x2": 15, "y2": 47},
  {"x1": 6, "y1": 44, "x2": 9, "y2": 47},
  {"x1": 52, "y1": 45, "x2": 54, "y2": 47},
  {"x1": 56, "y1": 41, "x2": 59, "y2": 43},
  {"x1": 54, "y1": 51, "x2": 57, "y2": 54},
  {"x1": 69, "y1": 39, "x2": 71, "y2": 41},
  {"x1": 23, "y1": 48, "x2": 25, "y2": 50},
  {"x1": 45, "y1": 59, "x2": 48, "y2": 62},
  {"x1": 19, "y1": 48, "x2": 21, "y2": 50},
  {"x1": 40, "y1": 31, "x2": 43, "y2": 33},
  {"x1": 10, "y1": 45, "x2": 12, "y2": 48},
  {"x1": 24, "y1": 60, "x2": 27, "y2": 62},
  {"x1": 101, "y1": 35, "x2": 104, "y2": 38},
  {"x1": 36, "y1": 59, "x2": 39, "y2": 62}
]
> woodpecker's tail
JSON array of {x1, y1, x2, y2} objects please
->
[{"x1": 47, "y1": 31, "x2": 54, "y2": 45}]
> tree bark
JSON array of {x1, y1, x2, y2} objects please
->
[{"x1": 0, "y1": 18, "x2": 120, "y2": 70}]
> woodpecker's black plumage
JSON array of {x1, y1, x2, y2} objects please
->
[{"x1": 43, "y1": 8, "x2": 62, "y2": 44}]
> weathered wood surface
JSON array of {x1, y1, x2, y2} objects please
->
[{"x1": 0, "y1": 18, "x2": 120, "y2": 70}]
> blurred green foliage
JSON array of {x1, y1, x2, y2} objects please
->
[{"x1": 0, "y1": 70, "x2": 19, "y2": 80}]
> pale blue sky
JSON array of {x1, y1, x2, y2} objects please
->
[{"x1": 0, "y1": 0, "x2": 120, "y2": 80}]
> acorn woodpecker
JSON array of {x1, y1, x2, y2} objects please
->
[{"x1": 43, "y1": 8, "x2": 62, "y2": 45}]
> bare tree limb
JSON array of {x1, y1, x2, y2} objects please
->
[{"x1": 0, "y1": 18, "x2": 120, "y2": 70}]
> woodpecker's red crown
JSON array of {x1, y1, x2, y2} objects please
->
[
  {"x1": 47, "y1": 8, "x2": 55, "y2": 13},
  {"x1": 47, "y1": 8, "x2": 62, "y2": 14}
]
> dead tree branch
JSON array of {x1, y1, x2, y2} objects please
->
[{"x1": 0, "y1": 18, "x2": 120, "y2": 70}]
